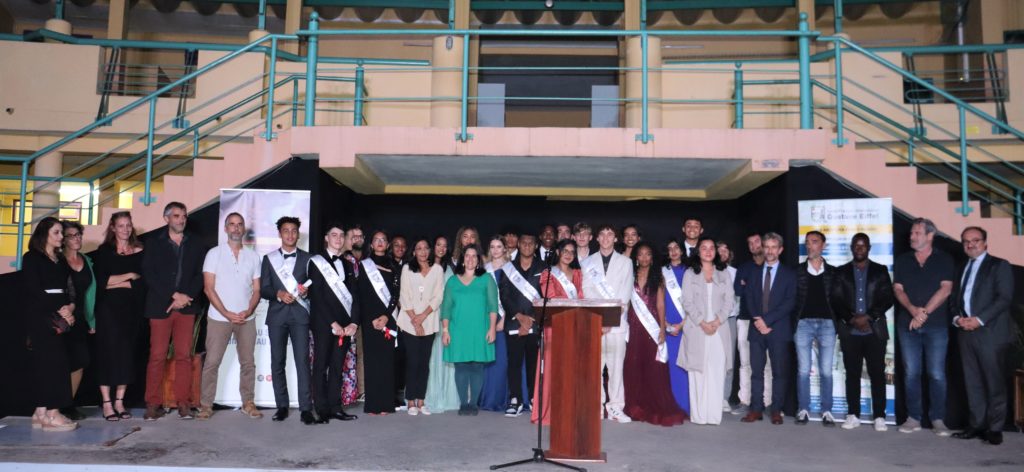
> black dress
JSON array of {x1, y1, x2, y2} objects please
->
[
  {"x1": 356, "y1": 254, "x2": 400, "y2": 414},
  {"x1": 89, "y1": 244, "x2": 145, "y2": 386},
  {"x1": 22, "y1": 250, "x2": 74, "y2": 409},
  {"x1": 65, "y1": 256, "x2": 94, "y2": 372}
]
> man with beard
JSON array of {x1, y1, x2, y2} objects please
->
[{"x1": 731, "y1": 231, "x2": 771, "y2": 416}]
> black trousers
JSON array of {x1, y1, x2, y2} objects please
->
[
  {"x1": 959, "y1": 332, "x2": 1009, "y2": 432},
  {"x1": 840, "y1": 334, "x2": 886, "y2": 419},
  {"x1": 311, "y1": 326, "x2": 349, "y2": 415},
  {"x1": 749, "y1": 332, "x2": 790, "y2": 414},
  {"x1": 268, "y1": 317, "x2": 312, "y2": 411},
  {"x1": 506, "y1": 331, "x2": 539, "y2": 405},
  {"x1": 402, "y1": 332, "x2": 435, "y2": 401}
]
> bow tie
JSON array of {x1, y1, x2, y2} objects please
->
[
  {"x1": 330, "y1": 255, "x2": 342, "y2": 262},
  {"x1": 283, "y1": 253, "x2": 296, "y2": 259}
]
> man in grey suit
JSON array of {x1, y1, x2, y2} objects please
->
[
  {"x1": 951, "y1": 226, "x2": 1015, "y2": 445},
  {"x1": 259, "y1": 216, "x2": 315, "y2": 425}
]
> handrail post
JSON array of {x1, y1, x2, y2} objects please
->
[
  {"x1": 956, "y1": 106, "x2": 973, "y2": 216},
  {"x1": 55, "y1": 0, "x2": 65, "y2": 21},
  {"x1": 142, "y1": 97, "x2": 156, "y2": 206},
  {"x1": 193, "y1": 128, "x2": 200, "y2": 160},
  {"x1": 798, "y1": 12, "x2": 812, "y2": 130},
  {"x1": 14, "y1": 160, "x2": 29, "y2": 269},
  {"x1": 834, "y1": 0, "x2": 843, "y2": 35},
  {"x1": 907, "y1": 138, "x2": 915, "y2": 166},
  {"x1": 734, "y1": 64, "x2": 744, "y2": 129},
  {"x1": 304, "y1": 12, "x2": 320, "y2": 127},
  {"x1": 458, "y1": 33, "x2": 470, "y2": 142},
  {"x1": 636, "y1": 31, "x2": 652, "y2": 143},
  {"x1": 832, "y1": 33, "x2": 847, "y2": 146},
  {"x1": 1015, "y1": 190, "x2": 1022, "y2": 235},
  {"x1": 87, "y1": 179, "x2": 94, "y2": 225},
  {"x1": 257, "y1": 0, "x2": 268, "y2": 31},
  {"x1": 292, "y1": 77, "x2": 299, "y2": 127},
  {"x1": 265, "y1": 36, "x2": 279, "y2": 140},
  {"x1": 354, "y1": 64, "x2": 365, "y2": 126}
]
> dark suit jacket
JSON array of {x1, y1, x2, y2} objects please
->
[
  {"x1": 260, "y1": 249, "x2": 311, "y2": 326},
  {"x1": 951, "y1": 254, "x2": 1016, "y2": 345},
  {"x1": 307, "y1": 252, "x2": 360, "y2": 331},
  {"x1": 499, "y1": 255, "x2": 547, "y2": 332},
  {"x1": 744, "y1": 262, "x2": 797, "y2": 342},
  {"x1": 141, "y1": 230, "x2": 206, "y2": 319},
  {"x1": 830, "y1": 260, "x2": 894, "y2": 341},
  {"x1": 794, "y1": 260, "x2": 838, "y2": 334}
]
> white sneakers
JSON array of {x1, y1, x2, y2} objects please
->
[
  {"x1": 874, "y1": 418, "x2": 888, "y2": 432},
  {"x1": 606, "y1": 408, "x2": 632, "y2": 424},
  {"x1": 407, "y1": 406, "x2": 419, "y2": 416},
  {"x1": 418, "y1": 406, "x2": 431, "y2": 416},
  {"x1": 898, "y1": 418, "x2": 921, "y2": 433},
  {"x1": 841, "y1": 415, "x2": 861, "y2": 430},
  {"x1": 932, "y1": 419, "x2": 951, "y2": 437}
]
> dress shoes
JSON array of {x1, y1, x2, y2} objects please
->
[
  {"x1": 300, "y1": 410, "x2": 317, "y2": 425},
  {"x1": 740, "y1": 411, "x2": 763, "y2": 423},
  {"x1": 313, "y1": 412, "x2": 330, "y2": 424},
  {"x1": 271, "y1": 407, "x2": 289, "y2": 422},
  {"x1": 952, "y1": 429, "x2": 985, "y2": 440},
  {"x1": 984, "y1": 432, "x2": 1003, "y2": 445},
  {"x1": 770, "y1": 412, "x2": 784, "y2": 425},
  {"x1": 331, "y1": 411, "x2": 358, "y2": 421}
]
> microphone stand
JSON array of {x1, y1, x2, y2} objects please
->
[{"x1": 491, "y1": 248, "x2": 584, "y2": 472}]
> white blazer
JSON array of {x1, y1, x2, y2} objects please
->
[{"x1": 582, "y1": 251, "x2": 634, "y2": 337}]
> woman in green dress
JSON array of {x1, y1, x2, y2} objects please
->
[{"x1": 441, "y1": 244, "x2": 498, "y2": 416}]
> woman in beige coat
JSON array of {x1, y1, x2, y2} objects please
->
[{"x1": 677, "y1": 236, "x2": 735, "y2": 425}]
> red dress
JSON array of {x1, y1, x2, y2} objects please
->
[
  {"x1": 623, "y1": 284, "x2": 687, "y2": 426},
  {"x1": 530, "y1": 268, "x2": 583, "y2": 425}
]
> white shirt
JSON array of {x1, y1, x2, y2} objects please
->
[
  {"x1": 806, "y1": 259, "x2": 825, "y2": 276},
  {"x1": 203, "y1": 243, "x2": 261, "y2": 322},
  {"x1": 684, "y1": 241, "x2": 698, "y2": 259},
  {"x1": 725, "y1": 265, "x2": 740, "y2": 318},
  {"x1": 762, "y1": 261, "x2": 780, "y2": 289},
  {"x1": 960, "y1": 252, "x2": 987, "y2": 318},
  {"x1": 539, "y1": 246, "x2": 553, "y2": 262}
]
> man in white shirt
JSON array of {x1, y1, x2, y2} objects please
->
[
  {"x1": 582, "y1": 225, "x2": 634, "y2": 423},
  {"x1": 683, "y1": 217, "x2": 703, "y2": 259},
  {"x1": 573, "y1": 222, "x2": 593, "y2": 261},
  {"x1": 197, "y1": 212, "x2": 262, "y2": 420}
]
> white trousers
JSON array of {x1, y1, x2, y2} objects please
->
[
  {"x1": 736, "y1": 319, "x2": 773, "y2": 407},
  {"x1": 689, "y1": 330, "x2": 727, "y2": 425},
  {"x1": 601, "y1": 331, "x2": 627, "y2": 413}
]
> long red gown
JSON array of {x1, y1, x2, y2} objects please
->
[
  {"x1": 623, "y1": 284, "x2": 687, "y2": 426},
  {"x1": 530, "y1": 268, "x2": 583, "y2": 425}
]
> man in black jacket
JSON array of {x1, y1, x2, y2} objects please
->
[
  {"x1": 141, "y1": 201, "x2": 207, "y2": 421},
  {"x1": 793, "y1": 231, "x2": 838, "y2": 426},
  {"x1": 499, "y1": 233, "x2": 546, "y2": 417},
  {"x1": 831, "y1": 233, "x2": 894, "y2": 432}
]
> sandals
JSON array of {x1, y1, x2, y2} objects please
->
[
  {"x1": 115, "y1": 397, "x2": 132, "y2": 420},
  {"x1": 102, "y1": 400, "x2": 120, "y2": 422}
]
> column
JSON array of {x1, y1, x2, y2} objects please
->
[
  {"x1": 30, "y1": 151, "x2": 62, "y2": 224},
  {"x1": 283, "y1": 0, "x2": 303, "y2": 54},
  {"x1": 624, "y1": 36, "x2": 662, "y2": 129},
  {"x1": 430, "y1": 36, "x2": 465, "y2": 127},
  {"x1": 107, "y1": 0, "x2": 129, "y2": 40}
]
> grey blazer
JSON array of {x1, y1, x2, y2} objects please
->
[
  {"x1": 259, "y1": 249, "x2": 312, "y2": 326},
  {"x1": 677, "y1": 267, "x2": 735, "y2": 373}
]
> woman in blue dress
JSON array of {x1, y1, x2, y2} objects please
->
[
  {"x1": 663, "y1": 239, "x2": 690, "y2": 415},
  {"x1": 424, "y1": 235, "x2": 461, "y2": 412},
  {"x1": 478, "y1": 235, "x2": 511, "y2": 411}
]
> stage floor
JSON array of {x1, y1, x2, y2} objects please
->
[{"x1": 1, "y1": 406, "x2": 1022, "y2": 471}]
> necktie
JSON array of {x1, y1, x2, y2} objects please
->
[
  {"x1": 688, "y1": 247, "x2": 697, "y2": 259},
  {"x1": 762, "y1": 265, "x2": 772, "y2": 314},
  {"x1": 959, "y1": 258, "x2": 975, "y2": 313},
  {"x1": 283, "y1": 252, "x2": 296, "y2": 259}
]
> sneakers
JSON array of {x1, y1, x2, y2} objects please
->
[
  {"x1": 841, "y1": 414, "x2": 861, "y2": 430},
  {"x1": 722, "y1": 401, "x2": 733, "y2": 413},
  {"x1": 195, "y1": 407, "x2": 213, "y2": 420},
  {"x1": 796, "y1": 409, "x2": 810, "y2": 425},
  {"x1": 241, "y1": 401, "x2": 263, "y2": 419},
  {"x1": 821, "y1": 411, "x2": 836, "y2": 427},
  {"x1": 874, "y1": 418, "x2": 888, "y2": 432},
  {"x1": 731, "y1": 404, "x2": 749, "y2": 416},
  {"x1": 607, "y1": 408, "x2": 633, "y2": 424},
  {"x1": 408, "y1": 407, "x2": 419, "y2": 416},
  {"x1": 144, "y1": 405, "x2": 165, "y2": 421},
  {"x1": 932, "y1": 419, "x2": 951, "y2": 437},
  {"x1": 505, "y1": 398, "x2": 523, "y2": 417},
  {"x1": 898, "y1": 417, "x2": 921, "y2": 433},
  {"x1": 419, "y1": 406, "x2": 431, "y2": 416}
]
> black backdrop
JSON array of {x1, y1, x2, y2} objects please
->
[{"x1": 2, "y1": 158, "x2": 1021, "y2": 431}]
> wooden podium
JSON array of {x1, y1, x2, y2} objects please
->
[{"x1": 533, "y1": 298, "x2": 624, "y2": 463}]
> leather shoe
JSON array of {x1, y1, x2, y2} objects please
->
[
  {"x1": 300, "y1": 410, "x2": 317, "y2": 425},
  {"x1": 740, "y1": 411, "x2": 763, "y2": 423},
  {"x1": 313, "y1": 412, "x2": 330, "y2": 424},
  {"x1": 331, "y1": 411, "x2": 358, "y2": 421},
  {"x1": 771, "y1": 412, "x2": 784, "y2": 425},
  {"x1": 984, "y1": 431, "x2": 1003, "y2": 445},
  {"x1": 271, "y1": 407, "x2": 289, "y2": 422},
  {"x1": 952, "y1": 429, "x2": 985, "y2": 440}
]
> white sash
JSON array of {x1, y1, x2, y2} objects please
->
[
  {"x1": 361, "y1": 258, "x2": 399, "y2": 345},
  {"x1": 268, "y1": 250, "x2": 309, "y2": 312},
  {"x1": 549, "y1": 267, "x2": 579, "y2": 299},
  {"x1": 583, "y1": 259, "x2": 616, "y2": 300},
  {"x1": 631, "y1": 289, "x2": 668, "y2": 363},
  {"x1": 662, "y1": 266, "x2": 685, "y2": 321},
  {"x1": 484, "y1": 262, "x2": 506, "y2": 319},
  {"x1": 310, "y1": 255, "x2": 354, "y2": 316},
  {"x1": 501, "y1": 261, "x2": 541, "y2": 303}
]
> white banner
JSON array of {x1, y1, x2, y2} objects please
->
[
  {"x1": 798, "y1": 198, "x2": 895, "y2": 420},
  {"x1": 216, "y1": 188, "x2": 311, "y2": 407}
]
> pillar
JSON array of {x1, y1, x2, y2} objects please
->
[
  {"x1": 430, "y1": 35, "x2": 465, "y2": 128},
  {"x1": 624, "y1": 0, "x2": 641, "y2": 31},
  {"x1": 283, "y1": 0, "x2": 303, "y2": 54},
  {"x1": 624, "y1": 36, "x2": 662, "y2": 129},
  {"x1": 30, "y1": 151, "x2": 62, "y2": 225},
  {"x1": 797, "y1": 0, "x2": 815, "y2": 33},
  {"x1": 43, "y1": 17, "x2": 71, "y2": 42},
  {"x1": 454, "y1": 0, "x2": 470, "y2": 29},
  {"x1": 107, "y1": 0, "x2": 129, "y2": 40}
]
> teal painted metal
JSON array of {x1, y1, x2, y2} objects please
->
[
  {"x1": 834, "y1": 0, "x2": 843, "y2": 35},
  {"x1": 13, "y1": 161, "x2": 28, "y2": 268},
  {"x1": 832, "y1": 39, "x2": 847, "y2": 146},
  {"x1": 907, "y1": 138, "x2": 915, "y2": 166},
  {"x1": 1016, "y1": 190, "x2": 1022, "y2": 235},
  {"x1": 354, "y1": 65, "x2": 365, "y2": 126},
  {"x1": 265, "y1": 36, "x2": 279, "y2": 141},
  {"x1": 87, "y1": 180, "x2": 94, "y2": 225},
  {"x1": 55, "y1": 0, "x2": 65, "y2": 20},
  {"x1": 956, "y1": 106, "x2": 972, "y2": 217},
  {"x1": 300, "y1": 28, "x2": 818, "y2": 38},
  {"x1": 637, "y1": 31, "x2": 652, "y2": 143},
  {"x1": 193, "y1": 129, "x2": 200, "y2": 160},
  {"x1": 448, "y1": 0, "x2": 455, "y2": 29},
  {"x1": 305, "y1": 13, "x2": 320, "y2": 126},
  {"x1": 292, "y1": 79, "x2": 300, "y2": 126},
  {"x1": 734, "y1": 65, "x2": 744, "y2": 129},
  {"x1": 258, "y1": 0, "x2": 268, "y2": 30},
  {"x1": 797, "y1": 13, "x2": 812, "y2": 130},
  {"x1": 142, "y1": 98, "x2": 157, "y2": 206},
  {"x1": 458, "y1": 33, "x2": 471, "y2": 142}
]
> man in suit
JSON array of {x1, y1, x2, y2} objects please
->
[
  {"x1": 582, "y1": 224, "x2": 635, "y2": 423},
  {"x1": 682, "y1": 217, "x2": 703, "y2": 259},
  {"x1": 259, "y1": 216, "x2": 315, "y2": 425},
  {"x1": 831, "y1": 233, "x2": 894, "y2": 432},
  {"x1": 141, "y1": 201, "x2": 207, "y2": 421},
  {"x1": 951, "y1": 226, "x2": 1015, "y2": 445},
  {"x1": 500, "y1": 233, "x2": 546, "y2": 417},
  {"x1": 740, "y1": 232, "x2": 796, "y2": 425}
]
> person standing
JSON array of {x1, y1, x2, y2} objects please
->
[
  {"x1": 533, "y1": 238, "x2": 584, "y2": 425},
  {"x1": 716, "y1": 241, "x2": 740, "y2": 412},
  {"x1": 260, "y1": 216, "x2": 315, "y2": 424},
  {"x1": 620, "y1": 224, "x2": 641, "y2": 259},
  {"x1": 555, "y1": 223, "x2": 572, "y2": 242},
  {"x1": 682, "y1": 218, "x2": 703, "y2": 259},
  {"x1": 356, "y1": 230, "x2": 401, "y2": 415},
  {"x1": 442, "y1": 244, "x2": 499, "y2": 415},
  {"x1": 23, "y1": 217, "x2": 78, "y2": 431},
  {"x1": 832, "y1": 233, "x2": 894, "y2": 432},
  {"x1": 197, "y1": 212, "x2": 263, "y2": 420},
  {"x1": 398, "y1": 237, "x2": 444, "y2": 416},
  {"x1": 582, "y1": 225, "x2": 634, "y2": 423},
  {"x1": 793, "y1": 231, "x2": 838, "y2": 426},
  {"x1": 307, "y1": 222, "x2": 360, "y2": 423},
  {"x1": 732, "y1": 232, "x2": 771, "y2": 415},
  {"x1": 425, "y1": 235, "x2": 461, "y2": 413},
  {"x1": 740, "y1": 232, "x2": 795, "y2": 426},
  {"x1": 500, "y1": 233, "x2": 546, "y2": 417},
  {"x1": 573, "y1": 222, "x2": 593, "y2": 261},
  {"x1": 141, "y1": 202, "x2": 206, "y2": 421},
  {"x1": 662, "y1": 239, "x2": 690, "y2": 414},
  {"x1": 892, "y1": 218, "x2": 955, "y2": 436},
  {"x1": 60, "y1": 221, "x2": 95, "y2": 421},
  {"x1": 538, "y1": 225, "x2": 556, "y2": 261},
  {"x1": 479, "y1": 235, "x2": 512, "y2": 412},
  {"x1": 679, "y1": 237, "x2": 735, "y2": 425},
  {"x1": 340, "y1": 224, "x2": 363, "y2": 406},
  {"x1": 951, "y1": 227, "x2": 1015, "y2": 446}
]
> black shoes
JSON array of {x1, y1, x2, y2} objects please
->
[
  {"x1": 984, "y1": 432, "x2": 1003, "y2": 445},
  {"x1": 458, "y1": 404, "x2": 470, "y2": 416},
  {"x1": 300, "y1": 410, "x2": 317, "y2": 425},
  {"x1": 271, "y1": 407, "x2": 289, "y2": 422},
  {"x1": 952, "y1": 429, "x2": 985, "y2": 440},
  {"x1": 331, "y1": 411, "x2": 358, "y2": 421}
]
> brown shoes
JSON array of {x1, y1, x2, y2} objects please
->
[
  {"x1": 144, "y1": 405, "x2": 165, "y2": 421},
  {"x1": 241, "y1": 401, "x2": 263, "y2": 419},
  {"x1": 740, "y1": 411, "x2": 764, "y2": 423},
  {"x1": 196, "y1": 406, "x2": 214, "y2": 420},
  {"x1": 771, "y1": 412, "x2": 784, "y2": 425}
]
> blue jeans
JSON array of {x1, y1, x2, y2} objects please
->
[
  {"x1": 897, "y1": 321, "x2": 948, "y2": 421},
  {"x1": 795, "y1": 318, "x2": 836, "y2": 413}
]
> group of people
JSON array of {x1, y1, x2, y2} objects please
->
[{"x1": 21, "y1": 207, "x2": 1014, "y2": 446}]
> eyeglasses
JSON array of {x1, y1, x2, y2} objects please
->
[{"x1": 65, "y1": 233, "x2": 82, "y2": 239}]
